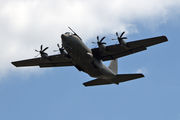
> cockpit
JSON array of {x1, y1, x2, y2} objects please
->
[
  {"x1": 64, "y1": 31, "x2": 82, "y2": 41},
  {"x1": 64, "y1": 32, "x2": 73, "y2": 36}
]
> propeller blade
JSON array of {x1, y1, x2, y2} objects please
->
[
  {"x1": 43, "y1": 47, "x2": 49, "y2": 52},
  {"x1": 97, "y1": 36, "x2": 99, "y2": 42},
  {"x1": 116, "y1": 32, "x2": 119, "y2": 37},
  {"x1": 40, "y1": 45, "x2": 43, "y2": 51},
  {"x1": 120, "y1": 31, "x2": 125, "y2": 38},
  {"x1": 53, "y1": 50, "x2": 59, "y2": 52},
  {"x1": 57, "y1": 44, "x2": 60, "y2": 48},
  {"x1": 101, "y1": 42, "x2": 106, "y2": 44},
  {"x1": 100, "y1": 36, "x2": 106, "y2": 42},
  {"x1": 121, "y1": 37, "x2": 127, "y2": 39},
  {"x1": 35, "y1": 49, "x2": 39, "y2": 52},
  {"x1": 59, "y1": 48, "x2": 64, "y2": 54},
  {"x1": 35, "y1": 53, "x2": 40, "y2": 58}
]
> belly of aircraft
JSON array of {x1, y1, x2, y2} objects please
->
[
  {"x1": 70, "y1": 51, "x2": 102, "y2": 77},
  {"x1": 64, "y1": 40, "x2": 103, "y2": 78}
]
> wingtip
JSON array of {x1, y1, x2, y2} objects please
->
[
  {"x1": 142, "y1": 74, "x2": 145, "y2": 78},
  {"x1": 11, "y1": 61, "x2": 17, "y2": 67},
  {"x1": 162, "y1": 35, "x2": 168, "y2": 42},
  {"x1": 137, "y1": 73, "x2": 145, "y2": 78},
  {"x1": 83, "y1": 83, "x2": 89, "y2": 87},
  {"x1": 83, "y1": 83, "x2": 87, "y2": 87}
]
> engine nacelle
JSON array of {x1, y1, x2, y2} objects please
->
[
  {"x1": 119, "y1": 39, "x2": 129, "y2": 49},
  {"x1": 120, "y1": 39, "x2": 126, "y2": 46},
  {"x1": 40, "y1": 52, "x2": 49, "y2": 61},
  {"x1": 99, "y1": 44, "x2": 109, "y2": 53}
]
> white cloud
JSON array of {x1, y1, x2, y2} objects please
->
[
  {"x1": 0, "y1": 0, "x2": 180, "y2": 79},
  {"x1": 136, "y1": 67, "x2": 147, "y2": 74}
]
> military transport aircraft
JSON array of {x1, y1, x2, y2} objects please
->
[{"x1": 11, "y1": 27, "x2": 168, "y2": 87}]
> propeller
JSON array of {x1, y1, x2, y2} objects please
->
[
  {"x1": 92, "y1": 36, "x2": 106, "y2": 47},
  {"x1": 35, "y1": 45, "x2": 49, "y2": 57},
  {"x1": 54, "y1": 44, "x2": 70, "y2": 58},
  {"x1": 112, "y1": 31, "x2": 127, "y2": 45},
  {"x1": 54, "y1": 44, "x2": 64, "y2": 54}
]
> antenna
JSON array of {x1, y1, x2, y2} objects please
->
[
  {"x1": 68, "y1": 26, "x2": 76, "y2": 35},
  {"x1": 68, "y1": 27, "x2": 82, "y2": 41}
]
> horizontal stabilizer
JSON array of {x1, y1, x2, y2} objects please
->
[
  {"x1": 83, "y1": 79, "x2": 112, "y2": 86},
  {"x1": 112, "y1": 74, "x2": 144, "y2": 84},
  {"x1": 83, "y1": 74, "x2": 144, "y2": 87}
]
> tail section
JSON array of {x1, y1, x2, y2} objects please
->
[
  {"x1": 83, "y1": 59, "x2": 145, "y2": 87},
  {"x1": 83, "y1": 73, "x2": 144, "y2": 87},
  {"x1": 108, "y1": 59, "x2": 118, "y2": 74}
]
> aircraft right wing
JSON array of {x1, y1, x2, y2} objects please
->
[
  {"x1": 92, "y1": 36, "x2": 168, "y2": 61},
  {"x1": 12, "y1": 54, "x2": 74, "y2": 68}
]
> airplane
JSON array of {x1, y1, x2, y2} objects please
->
[{"x1": 11, "y1": 27, "x2": 168, "y2": 87}]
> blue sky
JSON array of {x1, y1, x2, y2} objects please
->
[{"x1": 0, "y1": 0, "x2": 180, "y2": 120}]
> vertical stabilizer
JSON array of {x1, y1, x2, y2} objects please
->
[{"x1": 108, "y1": 59, "x2": 118, "y2": 74}]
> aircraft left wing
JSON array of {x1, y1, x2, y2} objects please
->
[
  {"x1": 12, "y1": 54, "x2": 74, "y2": 68},
  {"x1": 92, "y1": 36, "x2": 168, "y2": 61}
]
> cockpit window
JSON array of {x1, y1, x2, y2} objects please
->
[
  {"x1": 65, "y1": 32, "x2": 73, "y2": 36},
  {"x1": 64, "y1": 32, "x2": 82, "y2": 41}
]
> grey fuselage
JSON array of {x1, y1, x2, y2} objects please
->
[{"x1": 61, "y1": 32, "x2": 116, "y2": 79}]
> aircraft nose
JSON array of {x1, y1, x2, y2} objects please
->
[
  {"x1": 61, "y1": 34, "x2": 68, "y2": 40},
  {"x1": 61, "y1": 34, "x2": 69, "y2": 43}
]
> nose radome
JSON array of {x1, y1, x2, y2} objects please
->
[
  {"x1": 61, "y1": 34, "x2": 67, "y2": 39},
  {"x1": 61, "y1": 34, "x2": 69, "y2": 43}
]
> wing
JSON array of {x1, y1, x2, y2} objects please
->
[
  {"x1": 92, "y1": 36, "x2": 168, "y2": 61},
  {"x1": 11, "y1": 54, "x2": 74, "y2": 68}
]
